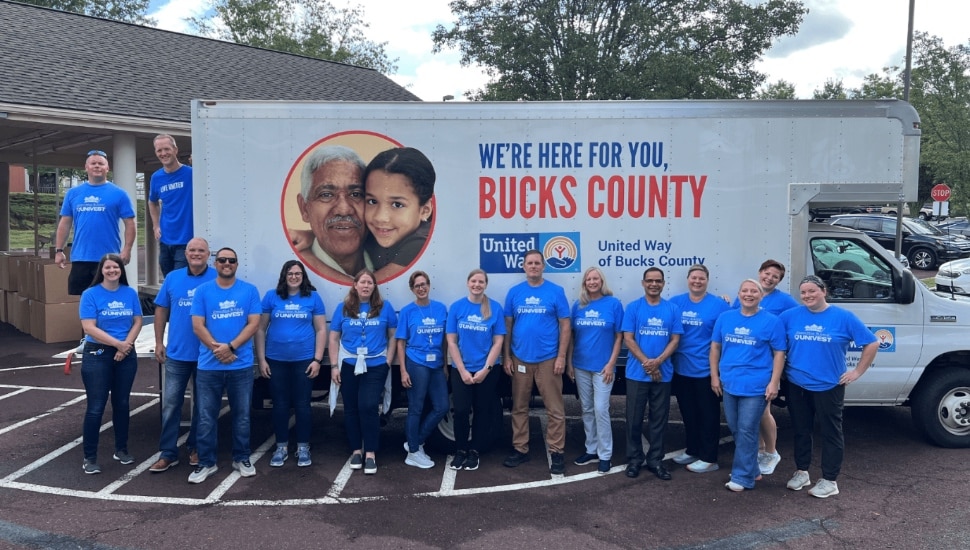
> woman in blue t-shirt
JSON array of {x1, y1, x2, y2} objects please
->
[
  {"x1": 395, "y1": 270, "x2": 448, "y2": 469},
  {"x1": 328, "y1": 269, "x2": 397, "y2": 475},
  {"x1": 711, "y1": 279, "x2": 785, "y2": 492},
  {"x1": 78, "y1": 253, "x2": 143, "y2": 475},
  {"x1": 255, "y1": 260, "x2": 327, "y2": 468},
  {"x1": 445, "y1": 269, "x2": 505, "y2": 471}
]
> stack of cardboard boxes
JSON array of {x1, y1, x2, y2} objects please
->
[{"x1": 0, "y1": 251, "x2": 82, "y2": 343}]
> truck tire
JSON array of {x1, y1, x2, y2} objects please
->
[
  {"x1": 910, "y1": 368, "x2": 970, "y2": 448},
  {"x1": 425, "y1": 395, "x2": 504, "y2": 454},
  {"x1": 908, "y1": 248, "x2": 937, "y2": 270}
]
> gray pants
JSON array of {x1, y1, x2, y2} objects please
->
[{"x1": 625, "y1": 378, "x2": 671, "y2": 467}]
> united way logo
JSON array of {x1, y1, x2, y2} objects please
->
[
  {"x1": 542, "y1": 234, "x2": 578, "y2": 270},
  {"x1": 873, "y1": 327, "x2": 895, "y2": 352}
]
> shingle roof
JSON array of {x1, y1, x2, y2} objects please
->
[{"x1": 0, "y1": 0, "x2": 420, "y2": 123}]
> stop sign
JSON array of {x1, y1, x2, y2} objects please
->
[{"x1": 931, "y1": 183, "x2": 951, "y2": 202}]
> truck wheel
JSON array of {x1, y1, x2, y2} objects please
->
[
  {"x1": 908, "y1": 248, "x2": 937, "y2": 270},
  {"x1": 426, "y1": 396, "x2": 504, "y2": 454},
  {"x1": 911, "y1": 368, "x2": 970, "y2": 448}
]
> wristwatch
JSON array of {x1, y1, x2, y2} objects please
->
[{"x1": 313, "y1": 357, "x2": 323, "y2": 364}]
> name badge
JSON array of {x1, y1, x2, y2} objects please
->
[
  {"x1": 357, "y1": 347, "x2": 368, "y2": 355},
  {"x1": 517, "y1": 364, "x2": 527, "y2": 374},
  {"x1": 426, "y1": 353, "x2": 437, "y2": 362}
]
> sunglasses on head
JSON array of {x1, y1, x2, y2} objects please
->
[
  {"x1": 215, "y1": 257, "x2": 237, "y2": 264},
  {"x1": 87, "y1": 150, "x2": 108, "y2": 158}
]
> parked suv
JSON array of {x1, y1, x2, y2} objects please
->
[{"x1": 828, "y1": 214, "x2": 970, "y2": 269}]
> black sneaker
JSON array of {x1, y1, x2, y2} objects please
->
[
  {"x1": 550, "y1": 452, "x2": 565, "y2": 475},
  {"x1": 574, "y1": 452, "x2": 599, "y2": 466},
  {"x1": 82, "y1": 458, "x2": 101, "y2": 475},
  {"x1": 450, "y1": 450, "x2": 467, "y2": 470},
  {"x1": 503, "y1": 450, "x2": 530, "y2": 468},
  {"x1": 597, "y1": 459, "x2": 612, "y2": 474},
  {"x1": 463, "y1": 450, "x2": 480, "y2": 471},
  {"x1": 112, "y1": 450, "x2": 134, "y2": 465}
]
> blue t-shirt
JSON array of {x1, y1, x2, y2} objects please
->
[
  {"x1": 446, "y1": 297, "x2": 506, "y2": 372},
  {"x1": 780, "y1": 305, "x2": 877, "y2": 391},
  {"x1": 190, "y1": 279, "x2": 261, "y2": 371},
  {"x1": 148, "y1": 165, "x2": 194, "y2": 245},
  {"x1": 570, "y1": 295, "x2": 624, "y2": 372},
  {"x1": 395, "y1": 300, "x2": 448, "y2": 368},
  {"x1": 60, "y1": 182, "x2": 136, "y2": 262},
  {"x1": 504, "y1": 279, "x2": 570, "y2": 363},
  {"x1": 621, "y1": 297, "x2": 684, "y2": 383},
  {"x1": 154, "y1": 265, "x2": 217, "y2": 361},
  {"x1": 711, "y1": 309, "x2": 786, "y2": 397},
  {"x1": 330, "y1": 301, "x2": 398, "y2": 366},
  {"x1": 732, "y1": 289, "x2": 799, "y2": 315},
  {"x1": 262, "y1": 290, "x2": 327, "y2": 362},
  {"x1": 79, "y1": 284, "x2": 143, "y2": 344},
  {"x1": 670, "y1": 292, "x2": 731, "y2": 378}
]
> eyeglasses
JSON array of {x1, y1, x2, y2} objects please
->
[
  {"x1": 643, "y1": 279, "x2": 664, "y2": 284},
  {"x1": 215, "y1": 257, "x2": 238, "y2": 264},
  {"x1": 412, "y1": 283, "x2": 429, "y2": 289},
  {"x1": 87, "y1": 150, "x2": 108, "y2": 158}
]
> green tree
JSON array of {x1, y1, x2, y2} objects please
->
[
  {"x1": 812, "y1": 78, "x2": 848, "y2": 99},
  {"x1": 190, "y1": 0, "x2": 397, "y2": 73},
  {"x1": 432, "y1": 0, "x2": 806, "y2": 101},
  {"x1": 757, "y1": 79, "x2": 797, "y2": 99},
  {"x1": 19, "y1": 0, "x2": 154, "y2": 24}
]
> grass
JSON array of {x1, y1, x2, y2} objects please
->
[{"x1": 7, "y1": 193, "x2": 146, "y2": 250}]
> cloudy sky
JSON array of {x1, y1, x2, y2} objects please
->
[{"x1": 149, "y1": 0, "x2": 968, "y2": 101}]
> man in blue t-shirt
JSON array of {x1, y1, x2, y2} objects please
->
[
  {"x1": 55, "y1": 150, "x2": 136, "y2": 295},
  {"x1": 621, "y1": 267, "x2": 683, "y2": 481},
  {"x1": 188, "y1": 247, "x2": 261, "y2": 484},
  {"x1": 502, "y1": 250, "x2": 571, "y2": 475},
  {"x1": 149, "y1": 237, "x2": 216, "y2": 474},
  {"x1": 149, "y1": 135, "x2": 194, "y2": 276}
]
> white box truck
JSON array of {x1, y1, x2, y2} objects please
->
[{"x1": 191, "y1": 99, "x2": 970, "y2": 448}]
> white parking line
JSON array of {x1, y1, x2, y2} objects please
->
[
  {"x1": 0, "y1": 387, "x2": 30, "y2": 402},
  {"x1": 0, "y1": 394, "x2": 87, "y2": 437}
]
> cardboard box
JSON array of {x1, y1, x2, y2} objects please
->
[
  {"x1": 31, "y1": 260, "x2": 77, "y2": 303},
  {"x1": 0, "y1": 252, "x2": 31, "y2": 291},
  {"x1": 14, "y1": 294, "x2": 30, "y2": 333},
  {"x1": 29, "y1": 300, "x2": 82, "y2": 344},
  {"x1": 2, "y1": 290, "x2": 15, "y2": 325},
  {"x1": 15, "y1": 256, "x2": 34, "y2": 296},
  {"x1": 0, "y1": 290, "x2": 6, "y2": 324}
]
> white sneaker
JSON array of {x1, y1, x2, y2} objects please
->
[
  {"x1": 232, "y1": 459, "x2": 256, "y2": 477},
  {"x1": 188, "y1": 464, "x2": 218, "y2": 484},
  {"x1": 405, "y1": 451, "x2": 435, "y2": 469},
  {"x1": 403, "y1": 442, "x2": 425, "y2": 454},
  {"x1": 686, "y1": 459, "x2": 719, "y2": 473},
  {"x1": 758, "y1": 451, "x2": 781, "y2": 475},
  {"x1": 672, "y1": 452, "x2": 697, "y2": 465},
  {"x1": 725, "y1": 481, "x2": 745, "y2": 492},
  {"x1": 808, "y1": 478, "x2": 839, "y2": 498},
  {"x1": 787, "y1": 470, "x2": 811, "y2": 491}
]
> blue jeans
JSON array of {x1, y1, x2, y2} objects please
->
[
  {"x1": 404, "y1": 358, "x2": 449, "y2": 452},
  {"x1": 81, "y1": 343, "x2": 137, "y2": 460},
  {"x1": 195, "y1": 368, "x2": 253, "y2": 467},
  {"x1": 159, "y1": 242, "x2": 187, "y2": 276},
  {"x1": 625, "y1": 379, "x2": 670, "y2": 467},
  {"x1": 158, "y1": 358, "x2": 198, "y2": 461},
  {"x1": 575, "y1": 368, "x2": 614, "y2": 460},
  {"x1": 722, "y1": 392, "x2": 767, "y2": 488},
  {"x1": 267, "y1": 357, "x2": 314, "y2": 444},
  {"x1": 340, "y1": 362, "x2": 389, "y2": 453}
]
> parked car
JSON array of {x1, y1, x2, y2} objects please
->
[
  {"x1": 935, "y1": 258, "x2": 970, "y2": 295},
  {"x1": 810, "y1": 204, "x2": 880, "y2": 220},
  {"x1": 827, "y1": 214, "x2": 970, "y2": 269},
  {"x1": 936, "y1": 218, "x2": 970, "y2": 237}
]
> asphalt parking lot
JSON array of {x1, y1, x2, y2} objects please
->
[{"x1": 1, "y1": 322, "x2": 969, "y2": 550}]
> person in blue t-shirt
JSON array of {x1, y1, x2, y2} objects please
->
[
  {"x1": 188, "y1": 247, "x2": 261, "y2": 484},
  {"x1": 567, "y1": 267, "x2": 623, "y2": 475},
  {"x1": 670, "y1": 264, "x2": 730, "y2": 474},
  {"x1": 502, "y1": 250, "x2": 571, "y2": 475},
  {"x1": 148, "y1": 135, "x2": 194, "y2": 276},
  {"x1": 711, "y1": 279, "x2": 786, "y2": 492},
  {"x1": 329, "y1": 269, "x2": 398, "y2": 475},
  {"x1": 149, "y1": 237, "x2": 216, "y2": 474},
  {"x1": 255, "y1": 260, "x2": 327, "y2": 469},
  {"x1": 621, "y1": 267, "x2": 683, "y2": 481},
  {"x1": 395, "y1": 270, "x2": 448, "y2": 469},
  {"x1": 780, "y1": 275, "x2": 878, "y2": 499},
  {"x1": 78, "y1": 254, "x2": 143, "y2": 475},
  {"x1": 446, "y1": 269, "x2": 505, "y2": 471},
  {"x1": 55, "y1": 150, "x2": 136, "y2": 295}
]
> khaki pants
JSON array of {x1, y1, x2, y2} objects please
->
[{"x1": 510, "y1": 356, "x2": 565, "y2": 454}]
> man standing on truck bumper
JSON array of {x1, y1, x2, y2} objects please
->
[
  {"x1": 148, "y1": 134, "x2": 194, "y2": 276},
  {"x1": 621, "y1": 267, "x2": 683, "y2": 481},
  {"x1": 503, "y1": 250, "x2": 571, "y2": 475}
]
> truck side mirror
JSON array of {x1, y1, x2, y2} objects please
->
[{"x1": 894, "y1": 268, "x2": 917, "y2": 304}]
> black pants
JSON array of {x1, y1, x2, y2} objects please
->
[
  {"x1": 673, "y1": 373, "x2": 721, "y2": 463},
  {"x1": 68, "y1": 261, "x2": 99, "y2": 295},
  {"x1": 788, "y1": 382, "x2": 845, "y2": 481},
  {"x1": 626, "y1": 378, "x2": 671, "y2": 467},
  {"x1": 451, "y1": 366, "x2": 499, "y2": 452}
]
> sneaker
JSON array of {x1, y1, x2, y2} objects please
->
[
  {"x1": 725, "y1": 481, "x2": 746, "y2": 492},
  {"x1": 403, "y1": 442, "x2": 425, "y2": 454},
  {"x1": 296, "y1": 444, "x2": 311, "y2": 467},
  {"x1": 149, "y1": 457, "x2": 179, "y2": 473},
  {"x1": 758, "y1": 451, "x2": 781, "y2": 475},
  {"x1": 787, "y1": 470, "x2": 812, "y2": 491},
  {"x1": 808, "y1": 478, "x2": 840, "y2": 498},
  {"x1": 503, "y1": 450, "x2": 530, "y2": 468},
  {"x1": 686, "y1": 460, "x2": 720, "y2": 473},
  {"x1": 672, "y1": 452, "x2": 697, "y2": 465},
  {"x1": 188, "y1": 449, "x2": 200, "y2": 467},
  {"x1": 550, "y1": 452, "x2": 565, "y2": 475},
  {"x1": 270, "y1": 446, "x2": 288, "y2": 467},
  {"x1": 82, "y1": 459, "x2": 101, "y2": 475},
  {"x1": 597, "y1": 459, "x2": 612, "y2": 474},
  {"x1": 406, "y1": 451, "x2": 435, "y2": 469},
  {"x1": 450, "y1": 450, "x2": 468, "y2": 470},
  {"x1": 232, "y1": 459, "x2": 256, "y2": 477},
  {"x1": 188, "y1": 464, "x2": 218, "y2": 484},
  {"x1": 463, "y1": 450, "x2": 480, "y2": 471},
  {"x1": 573, "y1": 452, "x2": 599, "y2": 466},
  {"x1": 364, "y1": 457, "x2": 377, "y2": 475},
  {"x1": 112, "y1": 450, "x2": 134, "y2": 465},
  {"x1": 349, "y1": 453, "x2": 363, "y2": 470}
]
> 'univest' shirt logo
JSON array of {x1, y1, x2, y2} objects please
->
[{"x1": 794, "y1": 323, "x2": 833, "y2": 343}]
